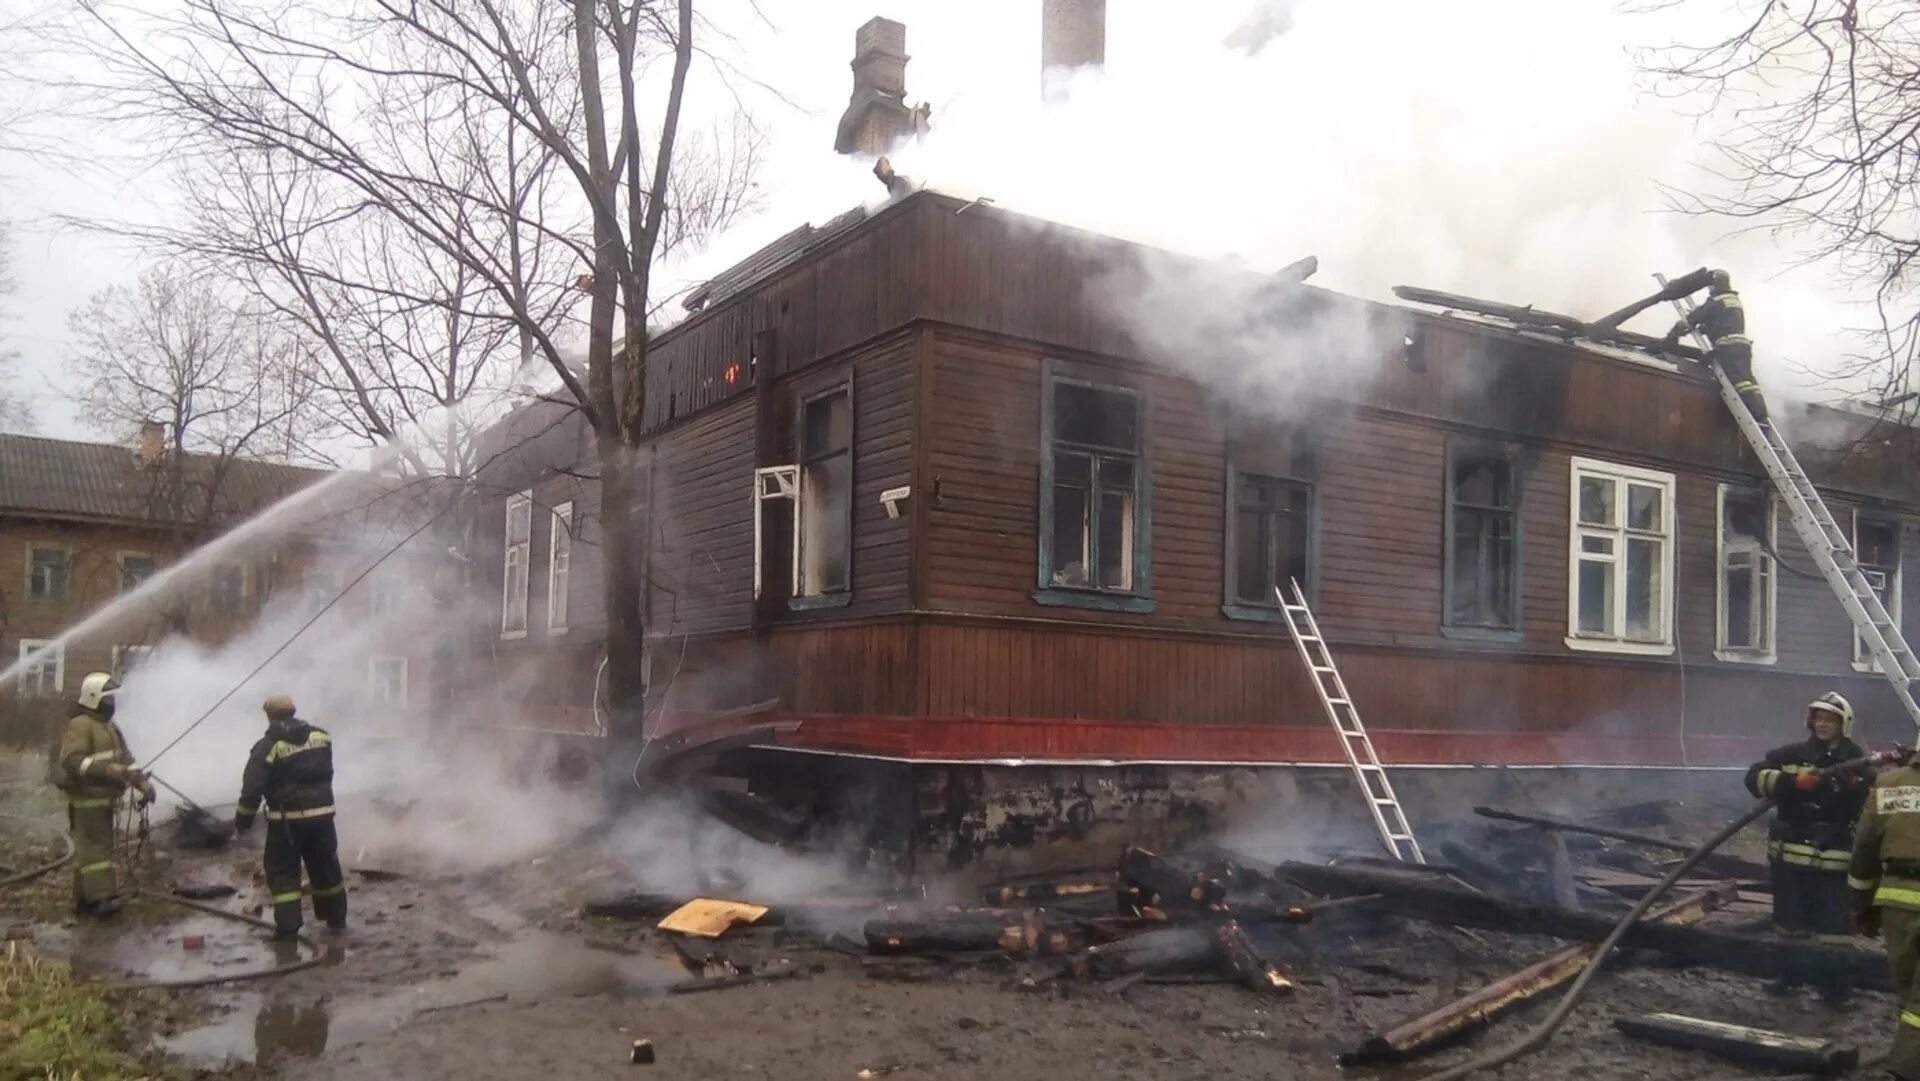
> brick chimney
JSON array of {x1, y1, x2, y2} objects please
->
[
  {"x1": 834, "y1": 17, "x2": 917, "y2": 157},
  {"x1": 1041, "y1": 0, "x2": 1106, "y2": 97},
  {"x1": 137, "y1": 420, "x2": 165, "y2": 468}
]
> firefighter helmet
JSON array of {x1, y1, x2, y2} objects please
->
[
  {"x1": 1806, "y1": 691, "x2": 1854, "y2": 737},
  {"x1": 77, "y1": 671, "x2": 119, "y2": 712},
  {"x1": 1708, "y1": 269, "x2": 1734, "y2": 294},
  {"x1": 262, "y1": 694, "x2": 296, "y2": 720}
]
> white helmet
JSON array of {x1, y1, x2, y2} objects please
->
[
  {"x1": 1807, "y1": 691, "x2": 1854, "y2": 737},
  {"x1": 77, "y1": 671, "x2": 119, "y2": 712}
]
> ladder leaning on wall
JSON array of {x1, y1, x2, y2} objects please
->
[
  {"x1": 1275, "y1": 579, "x2": 1427, "y2": 864},
  {"x1": 1658, "y1": 274, "x2": 1920, "y2": 734}
]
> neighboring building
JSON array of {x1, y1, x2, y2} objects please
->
[
  {"x1": 0, "y1": 427, "x2": 439, "y2": 742},
  {"x1": 465, "y1": 189, "x2": 1920, "y2": 877}
]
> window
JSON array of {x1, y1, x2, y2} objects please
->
[
  {"x1": 117, "y1": 553, "x2": 157, "y2": 596},
  {"x1": 1716, "y1": 487, "x2": 1776, "y2": 662},
  {"x1": 798, "y1": 389, "x2": 853, "y2": 598},
  {"x1": 754, "y1": 466, "x2": 800, "y2": 601},
  {"x1": 208, "y1": 562, "x2": 248, "y2": 616},
  {"x1": 1855, "y1": 512, "x2": 1903, "y2": 670},
  {"x1": 502, "y1": 490, "x2": 532, "y2": 636},
  {"x1": 16, "y1": 640, "x2": 63, "y2": 698},
  {"x1": 113, "y1": 644, "x2": 154, "y2": 677},
  {"x1": 26, "y1": 545, "x2": 70, "y2": 600},
  {"x1": 1038, "y1": 371, "x2": 1149, "y2": 610},
  {"x1": 369, "y1": 571, "x2": 399, "y2": 618},
  {"x1": 1567, "y1": 458, "x2": 1675, "y2": 654},
  {"x1": 369, "y1": 657, "x2": 408, "y2": 706},
  {"x1": 1224, "y1": 471, "x2": 1311, "y2": 617},
  {"x1": 547, "y1": 502, "x2": 573, "y2": 631},
  {"x1": 305, "y1": 570, "x2": 340, "y2": 614},
  {"x1": 1445, "y1": 444, "x2": 1522, "y2": 636}
]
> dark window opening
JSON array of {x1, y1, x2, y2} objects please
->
[
  {"x1": 1446, "y1": 448, "x2": 1519, "y2": 631},
  {"x1": 799, "y1": 388, "x2": 852, "y2": 596},
  {"x1": 1046, "y1": 381, "x2": 1141, "y2": 593},
  {"x1": 1232, "y1": 474, "x2": 1311, "y2": 607}
]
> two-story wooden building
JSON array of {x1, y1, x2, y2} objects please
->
[{"x1": 467, "y1": 189, "x2": 1920, "y2": 876}]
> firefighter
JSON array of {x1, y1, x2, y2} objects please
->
[
  {"x1": 234, "y1": 695, "x2": 346, "y2": 940},
  {"x1": 52, "y1": 672, "x2": 153, "y2": 916},
  {"x1": 1850, "y1": 746, "x2": 1920, "y2": 1079},
  {"x1": 1663, "y1": 269, "x2": 1770, "y2": 422},
  {"x1": 1746, "y1": 693, "x2": 1869, "y2": 966}
]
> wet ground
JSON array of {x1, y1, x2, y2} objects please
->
[{"x1": 1, "y1": 749, "x2": 1902, "y2": 1081}]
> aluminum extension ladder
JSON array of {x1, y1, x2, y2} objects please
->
[
  {"x1": 1661, "y1": 275, "x2": 1920, "y2": 732},
  {"x1": 1275, "y1": 579, "x2": 1427, "y2": 863}
]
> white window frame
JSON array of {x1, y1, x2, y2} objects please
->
[
  {"x1": 25, "y1": 544, "x2": 71, "y2": 600},
  {"x1": 116, "y1": 551, "x2": 157, "y2": 596},
  {"x1": 753, "y1": 465, "x2": 800, "y2": 600},
  {"x1": 1565, "y1": 457, "x2": 1676, "y2": 655},
  {"x1": 113, "y1": 644, "x2": 154, "y2": 676},
  {"x1": 305, "y1": 569, "x2": 340, "y2": 614},
  {"x1": 16, "y1": 639, "x2": 64, "y2": 698},
  {"x1": 547, "y1": 502, "x2": 573, "y2": 633},
  {"x1": 368, "y1": 570, "x2": 397, "y2": 618},
  {"x1": 501, "y1": 489, "x2": 532, "y2": 638},
  {"x1": 1714, "y1": 485, "x2": 1777, "y2": 664},
  {"x1": 368, "y1": 656, "x2": 408, "y2": 706},
  {"x1": 1853, "y1": 509, "x2": 1904, "y2": 672}
]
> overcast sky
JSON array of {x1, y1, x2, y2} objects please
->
[{"x1": 0, "y1": 0, "x2": 1883, "y2": 445}]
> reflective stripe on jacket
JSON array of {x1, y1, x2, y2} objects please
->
[
  {"x1": 53, "y1": 712, "x2": 131, "y2": 802},
  {"x1": 1853, "y1": 764, "x2": 1920, "y2": 913},
  {"x1": 237, "y1": 719, "x2": 336, "y2": 821}
]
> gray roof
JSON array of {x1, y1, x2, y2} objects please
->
[
  {"x1": 0, "y1": 432, "x2": 330, "y2": 525},
  {"x1": 682, "y1": 206, "x2": 871, "y2": 313}
]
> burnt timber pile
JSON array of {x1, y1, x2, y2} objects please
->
[{"x1": 581, "y1": 804, "x2": 1882, "y2": 1074}]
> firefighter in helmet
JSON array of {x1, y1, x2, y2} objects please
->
[
  {"x1": 1664, "y1": 269, "x2": 1771, "y2": 423},
  {"x1": 1850, "y1": 743, "x2": 1920, "y2": 1079},
  {"x1": 1746, "y1": 693, "x2": 1870, "y2": 961},
  {"x1": 52, "y1": 672, "x2": 153, "y2": 915},
  {"x1": 235, "y1": 694, "x2": 346, "y2": 939}
]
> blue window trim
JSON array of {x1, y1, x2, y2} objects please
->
[
  {"x1": 1441, "y1": 437, "x2": 1524, "y2": 642},
  {"x1": 1033, "y1": 360, "x2": 1154, "y2": 614},
  {"x1": 1220, "y1": 466, "x2": 1318, "y2": 624}
]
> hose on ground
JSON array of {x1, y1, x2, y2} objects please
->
[
  {"x1": 111, "y1": 890, "x2": 327, "y2": 990},
  {"x1": 1422, "y1": 749, "x2": 1890, "y2": 1081},
  {"x1": 0, "y1": 812, "x2": 75, "y2": 889}
]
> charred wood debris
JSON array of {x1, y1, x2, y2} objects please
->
[{"x1": 583, "y1": 801, "x2": 1872, "y2": 1071}]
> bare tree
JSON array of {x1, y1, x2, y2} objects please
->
[
  {"x1": 0, "y1": 220, "x2": 34, "y2": 432},
  {"x1": 1639, "y1": 1, "x2": 1920, "y2": 405},
  {"x1": 68, "y1": 0, "x2": 760, "y2": 732}
]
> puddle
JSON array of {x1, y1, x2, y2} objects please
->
[
  {"x1": 163, "y1": 930, "x2": 682, "y2": 1067},
  {"x1": 68, "y1": 913, "x2": 282, "y2": 985}
]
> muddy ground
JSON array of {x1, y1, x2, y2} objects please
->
[{"x1": 1, "y1": 751, "x2": 1900, "y2": 1081}]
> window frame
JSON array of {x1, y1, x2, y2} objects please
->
[
  {"x1": 501, "y1": 489, "x2": 532, "y2": 638},
  {"x1": 792, "y1": 381, "x2": 854, "y2": 610},
  {"x1": 1564, "y1": 456, "x2": 1677, "y2": 655},
  {"x1": 1715, "y1": 484, "x2": 1778, "y2": 664},
  {"x1": 368, "y1": 656, "x2": 409, "y2": 706},
  {"x1": 15, "y1": 639, "x2": 64, "y2": 698},
  {"x1": 547, "y1": 501, "x2": 574, "y2": 632},
  {"x1": 207, "y1": 561, "x2": 249, "y2": 617},
  {"x1": 1442, "y1": 439, "x2": 1525, "y2": 641},
  {"x1": 25, "y1": 544, "x2": 71, "y2": 601},
  {"x1": 116, "y1": 551, "x2": 157, "y2": 596},
  {"x1": 1221, "y1": 466, "x2": 1316, "y2": 623},
  {"x1": 1852, "y1": 509, "x2": 1904, "y2": 672},
  {"x1": 1034, "y1": 362, "x2": 1154, "y2": 614}
]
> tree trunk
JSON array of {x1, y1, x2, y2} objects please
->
[{"x1": 598, "y1": 445, "x2": 647, "y2": 740}]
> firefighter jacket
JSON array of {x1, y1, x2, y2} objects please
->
[
  {"x1": 1746, "y1": 735, "x2": 1871, "y2": 871},
  {"x1": 1683, "y1": 291, "x2": 1749, "y2": 349},
  {"x1": 236, "y1": 719, "x2": 335, "y2": 827},
  {"x1": 52, "y1": 711, "x2": 132, "y2": 807},
  {"x1": 1850, "y1": 762, "x2": 1920, "y2": 913}
]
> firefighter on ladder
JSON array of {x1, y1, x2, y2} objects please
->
[
  {"x1": 234, "y1": 695, "x2": 347, "y2": 940},
  {"x1": 1745, "y1": 691, "x2": 1870, "y2": 998},
  {"x1": 52, "y1": 672, "x2": 153, "y2": 916},
  {"x1": 1852, "y1": 743, "x2": 1920, "y2": 1080},
  {"x1": 1663, "y1": 269, "x2": 1771, "y2": 423}
]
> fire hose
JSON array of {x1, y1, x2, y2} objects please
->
[{"x1": 1421, "y1": 748, "x2": 1904, "y2": 1081}]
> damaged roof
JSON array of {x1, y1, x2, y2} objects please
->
[{"x1": 682, "y1": 205, "x2": 872, "y2": 313}]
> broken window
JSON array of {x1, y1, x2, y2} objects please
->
[
  {"x1": 15, "y1": 640, "x2": 63, "y2": 699},
  {"x1": 1230, "y1": 473, "x2": 1311, "y2": 608},
  {"x1": 1446, "y1": 446, "x2": 1519, "y2": 632},
  {"x1": 26, "y1": 545, "x2": 69, "y2": 600},
  {"x1": 208, "y1": 562, "x2": 248, "y2": 616},
  {"x1": 548, "y1": 502, "x2": 573, "y2": 631},
  {"x1": 799, "y1": 388, "x2": 852, "y2": 596},
  {"x1": 1717, "y1": 488, "x2": 1775, "y2": 660},
  {"x1": 1046, "y1": 379, "x2": 1142, "y2": 593},
  {"x1": 117, "y1": 553, "x2": 156, "y2": 596},
  {"x1": 1568, "y1": 458, "x2": 1673, "y2": 651},
  {"x1": 754, "y1": 466, "x2": 799, "y2": 601},
  {"x1": 368, "y1": 656, "x2": 408, "y2": 706},
  {"x1": 502, "y1": 490, "x2": 532, "y2": 635},
  {"x1": 1855, "y1": 513, "x2": 1903, "y2": 668}
]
